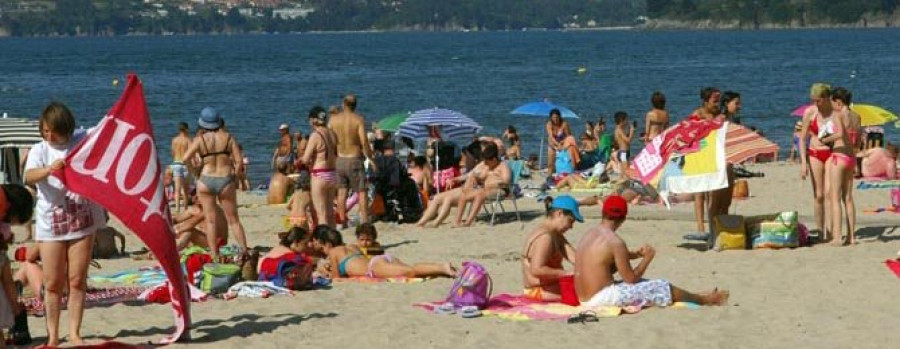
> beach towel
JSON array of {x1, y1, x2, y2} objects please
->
[
  {"x1": 222, "y1": 281, "x2": 294, "y2": 299},
  {"x1": 139, "y1": 281, "x2": 209, "y2": 304},
  {"x1": 333, "y1": 276, "x2": 428, "y2": 284},
  {"x1": 22, "y1": 286, "x2": 149, "y2": 316},
  {"x1": 633, "y1": 118, "x2": 722, "y2": 184},
  {"x1": 68, "y1": 341, "x2": 153, "y2": 348},
  {"x1": 89, "y1": 266, "x2": 169, "y2": 286},
  {"x1": 885, "y1": 259, "x2": 900, "y2": 278},
  {"x1": 414, "y1": 293, "x2": 698, "y2": 322},
  {"x1": 857, "y1": 180, "x2": 900, "y2": 190}
]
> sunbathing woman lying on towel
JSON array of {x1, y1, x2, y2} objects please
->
[{"x1": 313, "y1": 224, "x2": 456, "y2": 279}]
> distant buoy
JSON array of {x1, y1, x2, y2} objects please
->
[
  {"x1": 576, "y1": 67, "x2": 588, "y2": 75},
  {"x1": 112, "y1": 79, "x2": 120, "y2": 86}
]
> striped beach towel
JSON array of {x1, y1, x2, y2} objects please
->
[{"x1": 857, "y1": 180, "x2": 900, "y2": 190}]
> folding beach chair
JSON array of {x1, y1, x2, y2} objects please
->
[{"x1": 483, "y1": 160, "x2": 524, "y2": 229}]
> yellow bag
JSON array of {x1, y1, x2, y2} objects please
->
[{"x1": 714, "y1": 215, "x2": 746, "y2": 251}]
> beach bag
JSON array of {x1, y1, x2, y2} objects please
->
[
  {"x1": 732, "y1": 179, "x2": 749, "y2": 199},
  {"x1": 750, "y1": 211, "x2": 799, "y2": 249},
  {"x1": 555, "y1": 150, "x2": 574, "y2": 175},
  {"x1": 445, "y1": 261, "x2": 492, "y2": 309},
  {"x1": 272, "y1": 256, "x2": 314, "y2": 290},
  {"x1": 713, "y1": 215, "x2": 746, "y2": 250},
  {"x1": 199, "y1": 263, "x2": 241, "y2": 294}
]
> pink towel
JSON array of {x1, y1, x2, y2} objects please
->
[{"x1": 886, "y1": 259, "x2": 900, "y2": 278}]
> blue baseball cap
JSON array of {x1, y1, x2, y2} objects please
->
[
  {"x1": 549, "y1": 195, "x2": 583, "y2": 222},
  {"x1": 198, "y1": 107, "x2": 223, "y2": 130}
]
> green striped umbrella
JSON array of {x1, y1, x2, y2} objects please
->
[{"x1": 375, "y1": 112, "x2": 410, "y2": 132}]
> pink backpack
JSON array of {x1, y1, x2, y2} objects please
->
[{"x1": 446, "y1": 261, "x2": 492, "y2": 309}]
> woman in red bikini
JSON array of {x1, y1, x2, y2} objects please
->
[
  {"x1": 824, "y1": 87, "x2": 860, "y2": 245},
  {"x1": 799, "y1": 83, "x2": 834, "y2": 240}
]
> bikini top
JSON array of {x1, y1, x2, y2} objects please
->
[
  {"x1": 809, "y1": 115, "x2": 820, "y2": 135},
  {"x1": 522, "y1": 232, "x2": 570, "y2": 263},
  {"x1": 314, "y1": 129, "x2": 336, "y2": 159},
  {"x1": 200, "y1": 134, "x2": 232, "y2": 159}
]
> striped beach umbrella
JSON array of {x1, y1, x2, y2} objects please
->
[
  {"x1": 396, "y1": 108, "x2": 482, "y2": 141},
  {"x1": 0, "y1": 117, "x2": 42, "y2": 148}
]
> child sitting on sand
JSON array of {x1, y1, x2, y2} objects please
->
[
  {"x1": 521, "y1": 196, "x2": 582, "y2": 301},
  {"x1": 313, "y1": 224, "x2": 456, "y2": 279}
]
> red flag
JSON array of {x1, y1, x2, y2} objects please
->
[{"x1": 57, "y1": 74, "x2": 190, "y2": 343}]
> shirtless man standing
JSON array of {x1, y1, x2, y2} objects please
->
[
  {"x1": 453, "y1": 143, "x2": 511, "y2": 227},
  {"x1": 329, "y1": 94, "x2": 376, "y2": 226},
  {"x1": 170, "y1": 122, "x2": 192, "y2": 213},
  {"x1": 273, "y1": 123, "x2": 294, "y2": 172},
  {"x1": 644, "y1": 91, "x2": 669, "y2": 143},
  {"x1": 574, "y1": 195, "x2": 729, "y2": 308}
]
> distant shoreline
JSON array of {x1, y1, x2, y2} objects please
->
[{"x1": 3, "y1": 26, "x2": 900, "y2": 39}]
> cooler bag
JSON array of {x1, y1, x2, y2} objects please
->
[
  {"x1": 199, "y1": 263, "x2": 241, "y2": 294},
  {"x1": 750, "y1": 211, "x2": 799, "y2": 249}
]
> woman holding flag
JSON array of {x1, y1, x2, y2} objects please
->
[{"x1": 25, "y1": 102, "x2": 107, "y2": 347}]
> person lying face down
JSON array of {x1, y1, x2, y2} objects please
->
[
  {"x1": 521, "y1": 195, "x2": 582, "y2": 302},
  {"x1": 574, "y1": 195, "x2": 729, "y2": 308},
  {"x1": 452, "y1": 142, "x2": 512, "y2": 228},
  {"x1": 312, "y1": 224, "x2": 456, "y2": 279}
]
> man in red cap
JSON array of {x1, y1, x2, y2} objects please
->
[{"x1": 573, "y1": 195, "x2": 729, "y2": 307}]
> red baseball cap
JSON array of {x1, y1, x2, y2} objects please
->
[{"x1": 602, "y1": 195, "x2": 628, "y2": 219}]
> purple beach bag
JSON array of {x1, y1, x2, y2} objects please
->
[{"x1": 445, "y1": 261, "x2": 493, "y2": 309}]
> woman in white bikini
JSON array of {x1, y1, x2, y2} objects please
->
[
  {"x1": 301, "y1": 106, "x2": 339, "y2": 229},
  {"x1": 181, "y1": 107, "x2": 248, "y2": 261}
]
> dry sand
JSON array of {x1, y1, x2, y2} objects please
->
[{"x1": 15, "y1": 162, "x2": 900, "y2": 348}]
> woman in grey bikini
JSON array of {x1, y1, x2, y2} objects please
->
[{"x1": 182, "y1": 107, "x2": 249, "y2": 261}]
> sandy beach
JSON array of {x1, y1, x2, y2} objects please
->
[{"x1": 14, "y1": 162, "x2": 899, "y2": 348}]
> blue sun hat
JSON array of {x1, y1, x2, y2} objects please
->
[
  {"x1": 198, "y1": 107, "x2": 223, "y2": 130},
  {"x1": 549, "y1": 195, "x2": 584, "y2": 222}
]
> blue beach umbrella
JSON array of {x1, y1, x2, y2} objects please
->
[
  {"x1": 510, "y1": 100, "x2": 580, "y2": 171},
  {"x1": 510, "y1": 100, "x2": 580, "y2": 119}
]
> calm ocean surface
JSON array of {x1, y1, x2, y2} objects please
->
[{"x1": 1, "y1": 29, "x2": 898, "y2": 184}]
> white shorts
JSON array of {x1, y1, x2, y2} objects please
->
[{"x1": 583, "y1": 279, "x2": 672, "y2": 308}]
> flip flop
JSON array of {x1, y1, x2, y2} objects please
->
[
  {"x1": 567, "y1": 310, "x2": 599, "y2": 324},
  {"x1": 683, "y1": 233, "x2": 709, "y2": 241},
  {"x1": 434, "y1": 302, "x2": 456, "y2": 315},
  {"x1": 459, "y1": 305, "x2": 482, "y2": 318}
]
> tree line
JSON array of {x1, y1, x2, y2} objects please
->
[
  {"x1": 0, "y1": 0, "x2": 896, "y2": 36},
  {"x1": 647, "y1": 0, "x2": 898, "y2": 27}
]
